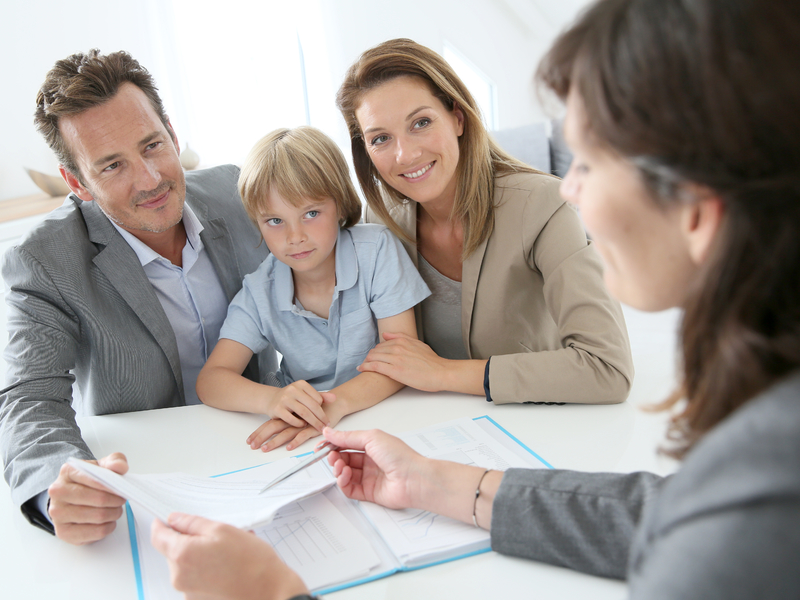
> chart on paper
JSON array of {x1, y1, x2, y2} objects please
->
[
  {"x1": 261, "y1": 513, "x2": 346, "y2": 565},
  {"x1": 254, "y1": 492, "x2": 380, "y2": 590}
]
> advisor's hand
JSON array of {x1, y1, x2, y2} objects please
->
[
  {"x1": 323, "y1": 427, "x2": 428, "y2": 510},
  {"x1": 48, "y1": 452, "x2": 129, "y2": 545},
  {"x1": 151, "y1": 513, "x2": 308, "y2": 600}
]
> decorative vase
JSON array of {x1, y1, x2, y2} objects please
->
[{"x1": 180, "y1": 144, "x2": 200, "y2": 170}]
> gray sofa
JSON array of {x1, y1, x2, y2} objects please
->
[{"x1": 490, "y1": 119, "x2": 572, "y2": 178}]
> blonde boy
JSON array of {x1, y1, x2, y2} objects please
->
[{"x1": 197, "y1": 127, "x2": 430, "y2": 451}]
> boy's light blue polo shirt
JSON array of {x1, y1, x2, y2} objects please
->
[{"x1": 219, "y1": 224, "x2": 430, "y2": 390}]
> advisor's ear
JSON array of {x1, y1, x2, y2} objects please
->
[
  {"x1": 58, "y1": 166, "x2": 94, "y2": 202},
  {"x1": 680, "y1": 186, "x2": 725, "y2": 265}
]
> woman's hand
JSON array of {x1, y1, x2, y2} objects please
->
[
  {"x1": 324, "y1": 427, "x2": 502, "y2": 527},
  {"x1": 151, "y1": 513, "x2": 308, "y2": 600},
  {"x1": 358, "y1": 332, "x2": 486, "y2": 394},
  {"x1": 323, "y1": 427, "x2": 430, "y2": 510},
  {"x1": 357, "y1": 332, "x2": 451, "y2": 391}
]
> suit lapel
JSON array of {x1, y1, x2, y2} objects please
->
[
  {"x1": 81, "y1": 199, "x2": 184, "y2": 398},
  {"x1": 461, "y1": 234, "x2": 489, "y2": 360},
  {"x1": 188, "y1": 194, "x2": 243, "y2": 303}
]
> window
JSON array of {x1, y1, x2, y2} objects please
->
[{"x1": 443, "y1": 42, "x2": 498, "y2": 130}]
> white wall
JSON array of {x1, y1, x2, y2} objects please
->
[
  {"x1": 0, "y1": 0, "x2": 592, "y2": 202},
  {"x1": 0, "y1": 1, "x2": 180, "y2": 200}
]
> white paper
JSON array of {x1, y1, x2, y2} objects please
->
[
  {"x1": 124, "y1": 416, "x2": 549, "y2": 597},
  {"x1": 69, "y1": 457, "x2": 334, "y2": 529},
  {"x1": 358, "y1": 417, "x2": 545, "y2": 565},
  {"x1": 252, "y1": 491, "x2": 381, "y2": 590}
]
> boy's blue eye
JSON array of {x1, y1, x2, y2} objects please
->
[
  {"x1": 266, "y1": 218, "x2": 282, "y2": 226},
  {"x1": 305, "y1": 210, "x2": 319, "y2": 219}
]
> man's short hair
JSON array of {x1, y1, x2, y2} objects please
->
[{"x1": 34, "y1": 49, "x2": 170, "y2": 182}]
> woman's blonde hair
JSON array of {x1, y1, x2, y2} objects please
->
[
  {"x1": 336, "y1": 38, "x2": 542, "y2": 257},
  {"x1": 238, "y1": 126, "x2": 361, "y2": 228}
]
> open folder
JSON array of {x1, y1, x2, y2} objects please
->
[{"x1": 116, "y1": 416, "x2": 552, "y2": 599}]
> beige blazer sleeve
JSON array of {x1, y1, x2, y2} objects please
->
[
  {"x1": 365, "y1": 172, "x2": 633, "y2": 404},
  {"x1": 469, "y1": 173, "x2": 633, "y2": 404}
]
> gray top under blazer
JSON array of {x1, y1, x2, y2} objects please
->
[
  {"x1": 491, "y1": 371, "x2": 800, "y2": 598},
  {"x1": 0, "y1": 165, "x2": 276, "y2": 525}
]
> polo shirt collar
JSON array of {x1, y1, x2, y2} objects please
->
[
  {"x1": 334, "y1": 228, "x2": 359, "y2": 293},
  {"x1": 274, "y1": 227, "x2": 359, "y2": 312}
]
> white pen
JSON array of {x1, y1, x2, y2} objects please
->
[{"x1": 258, "y1": 442, "x2": 340, "y2": 494}]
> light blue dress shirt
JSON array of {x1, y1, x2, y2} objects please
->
[
  {"x1": 112, "y1": 205, "x2": 229, "y2": 405},
  {"x1": 220, "y1": 224, "x2": 430, "y2": 391}
]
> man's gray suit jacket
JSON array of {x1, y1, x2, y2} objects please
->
[
  {"x1": 490, "y1": 371, "x2": 800, "y2": 598},
  {"x1": 0, "y1": 165, "x2": 276, "y2": 526}
]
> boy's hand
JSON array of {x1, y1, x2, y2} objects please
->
[
  {"x1": 262, "y1": 380, "x2": 335, "y2": 432},
  {"x1": 247, "y1": 398, "x2": 344, "y2": 452},
  {"x1": 248, "y1": 381, "x2": 335, "y2": 450}
]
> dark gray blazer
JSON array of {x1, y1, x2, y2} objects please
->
[
  {"x1": 491, "y1": 371, "x2": 800, "y2": 598},
  {"x1": 0, "y1": 165, "x2": 275, "y2": 518}
]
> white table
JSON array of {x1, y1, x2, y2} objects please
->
[{"x1": 0, "y1": 307, "x2": 681, "y2": 600}]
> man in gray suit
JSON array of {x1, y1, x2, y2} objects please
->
[{"x1": 0, "y1": 50, "x2": 275, "y2": 544}]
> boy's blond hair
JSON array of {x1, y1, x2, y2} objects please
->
[{"x1": 238, "y1": 126, "x2": 362, "y2": 228}]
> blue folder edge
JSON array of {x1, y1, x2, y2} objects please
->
[{"x1": 125, "y1": 414, "x2": 553, "y2": 599}]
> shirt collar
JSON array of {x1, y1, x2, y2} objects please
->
[
  {"x1": 111, "y1": 203, "x2": 204, "y2": 266},
  {"x1": 274, "y1": 227, "x2": 359, "y2": 311},
  {"x1": 334, "y1": 227, "x2": 358, "y2": 292}
]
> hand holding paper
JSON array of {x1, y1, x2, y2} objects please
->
[
  {"x1": 324, "y1": 427, "x2": 427, "y2": 510},
  {"x1": 151, "y1": 513, "x2": 309, "y2": 600},
  {"x1": 67, "y1": 457, "x2": 334, "y2": 529}
]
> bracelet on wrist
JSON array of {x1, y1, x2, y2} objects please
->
[{"x1": 472, "y1": 469, "x2": 491, "y2": 528}]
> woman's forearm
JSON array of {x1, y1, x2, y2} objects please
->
[
  {"x1": 414, "y1": 459, "x2": 504, "y2": 529},
  {"x1": 440, "y1": 358, "x2": 488, "y2": 395}
]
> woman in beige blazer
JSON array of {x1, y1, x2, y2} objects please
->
[{"x1": 335, "y1": 39, "x2": 633, "y2": 405}]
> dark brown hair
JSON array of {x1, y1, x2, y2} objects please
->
[
  {"x1": 337, "y1": 38, "x2": 542, "y2": 257},
  {"x1": 539, "y1": 0, "x2": 800, "y2": 456},
  {"x1": 34, "y1": 49, "x2": 170, "y2": 182},
  {"x1": 238, "y1": 126, "x2": 362, "y2": 229}
]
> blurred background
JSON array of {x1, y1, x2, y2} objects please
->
[{"x1": 0, "y1": 0, "x2": 593, "y2": 201}]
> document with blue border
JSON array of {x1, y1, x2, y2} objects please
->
[{"x1": 124, "y1": 416, "x2": 553, "y2": 599}]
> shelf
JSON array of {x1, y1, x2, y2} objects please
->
[{"x1": 0, "y1": 193, "x2": 67, "y2": 223}]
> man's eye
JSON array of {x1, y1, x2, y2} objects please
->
[{"x1": 104, "y1": 162, "x2": 120, "y2": 172}]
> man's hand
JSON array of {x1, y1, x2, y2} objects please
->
[{"x1": 47, "y1": 452, "x2": 129, "y2": 545}]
